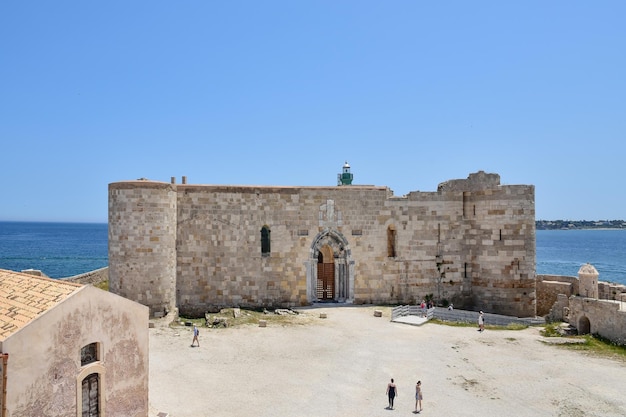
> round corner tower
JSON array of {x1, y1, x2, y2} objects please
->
[
  {"x1": 578, "y1": 263, "x2": 599, "y2": 299},
  {"x1": 108, "y1": 179, "x2": 177, "y2": 316}
]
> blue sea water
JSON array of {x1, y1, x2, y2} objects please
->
[
  {"x1": 0, "y1": 222, "x2": 625, "y2": 285},
  {"x1": 536, "y1": 229, "x2": 626, "y2": 285},
  {"x1": 0, "y1": 221, "x2": 108, "y2": 278}
]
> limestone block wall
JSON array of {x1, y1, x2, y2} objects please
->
[
  {"x1": 569, "y1": 297, "x2": 626, "y2": 345},
  {"x1": 460, "y1": 185, "x2": 536, "y2": 317},
  {"x1": 108, "y1": 181, "x2": 177, "y2": 316},
  {"x1": 109, "y1": 171, "x2": 536, "y2": 318},
  {"x1": 546, "y1": 293, "x2": 570, "y2": 322},
  {"x1": 599, "y1": 282, "x2": 626, "y2": 301},
  {"x1": 175, "y1": 185, "x2": 320, "y2": 315},
  {"x1": 538, "y1": 274, "x2": 579, "y2": 294},
  {"x1": 537, "y1": 280, "x2": 574, "y2": 316}
]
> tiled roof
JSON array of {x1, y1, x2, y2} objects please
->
[{"x1": 0, "y1": 269, "x2": 83, "y2": 340}]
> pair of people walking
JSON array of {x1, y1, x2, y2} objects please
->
[{"x1": 385, "y1": 378, "x2": 423, "y2": 412}]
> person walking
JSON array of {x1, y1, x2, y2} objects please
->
[
  {"x1": 191, "y1": 324, "x2": 200, "y2": 347},
  {"x1": 386, "y1": 378, "x2": 397, "y2": 409},
  {"x1": 414, "y1": 381, "x2": 423, "y2": 413},
  {"x1": 478, "y1": 311, "x2": 485, "y2": 332}
]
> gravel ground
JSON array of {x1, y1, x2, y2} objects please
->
[{"x1": 148, "y1": 305, "x2": 626, "y2": 417}]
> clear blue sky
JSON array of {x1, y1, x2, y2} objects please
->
[{"x1": 1, "y1": 2, "x2": 624, "y2": 223}]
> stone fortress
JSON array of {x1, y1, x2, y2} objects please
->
[{"x1": 108, "y1": 164, "x2": 537, "y2": 318}]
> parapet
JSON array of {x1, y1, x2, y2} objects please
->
[{"x1": 437, "y1": 171, "x2": 501, "y2": 192}]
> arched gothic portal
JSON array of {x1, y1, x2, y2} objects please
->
[{"x1": 308, "y1": 229, "x2": 353, "y2": 303}]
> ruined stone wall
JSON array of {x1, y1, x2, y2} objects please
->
[
  {"x1": 537, "y1": 280, "x2": 574, "y2": 316},
  {"x1": 598, "y1": 281, "x2": 626, "y2": 301},
  {"x1": 109, "y1": 172, "x2": 536, "y2": 318},
  {"x1": 536, "y1": 274, "x2": 578, "y2": 316}
]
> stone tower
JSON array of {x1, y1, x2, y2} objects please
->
[
  {"x1": 578, "y1": 263, "x2": 599, "y2": 298},
  {"x1": 108, "y1": 180, "x2": 177, "y2": 316}
]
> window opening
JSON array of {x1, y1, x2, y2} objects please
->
[
  {"x1": 261, "y1": 225, "x2": 271, "y2": 256},
  {"x1": 81, "y1": 343, "x2": 98, "y2": 366},
  {"x1": 82, "y1": 373, "x2": 100, "y2": 417},
  {"x1": 387, "y1": 225, "x2": 396, "y2": 258}
]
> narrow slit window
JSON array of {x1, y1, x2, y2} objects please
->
[
  {"x1": 261, "y1": 225, "x2": 271, "y2": 256},
  {"x1": 387, "y1": 225, "x2": 396, "y2": 258}
]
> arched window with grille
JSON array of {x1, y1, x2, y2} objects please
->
[
  {"x1": 78, "y1": 342, "x2": 104, "y2": 417},
  {"x1": 261, "y1": 225, "x2": 271, "y2": 256}
]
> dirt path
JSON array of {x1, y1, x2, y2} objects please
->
[{"x1": 149, "y1": 306, "x2": 625, "y2": 417}]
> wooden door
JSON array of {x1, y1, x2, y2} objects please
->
[
  {"x1": 82, "y1": 373, "x2": 99, "y2": 417},
  {"x1": 317, "y1": 263, "x2": 335, "y2": 300}
]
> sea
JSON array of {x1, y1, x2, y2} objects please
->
[
  {"x1": 0, "y1": 222, "x2": 625, "y2": 285},
  {"x1": 0, "y1": 221, "x2": 108, "y2": 278}
]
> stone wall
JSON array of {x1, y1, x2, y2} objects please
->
[
  {"x1": 546, "y1": 293, "x2": 571, "y2": 322},
  {"x1": 109, "y1": 172, "x2": 536, "y2": 318},
  {"x1": 568, "y1": 297, "x2": 626, "y2": 345},
  {"x1": 536, "y1": 274, "x2": 578, "y2": 316},
  {"x1": 62, "y1": 267, "x2": 108, "y2": 286},
  {"x1": 599, "y1": 281, "x2": 626, "y2": 301},
  {"x1": 108, "y1": 181, "x2": 177, "y2": 316}
]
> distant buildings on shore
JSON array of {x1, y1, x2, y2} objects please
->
[{"x1": 536, "y1": 220, "x2": 626, "y2": 230}]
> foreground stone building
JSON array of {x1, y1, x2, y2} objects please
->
[
  {"x1": 0, "y1": 269, "x2": 149, "y2": 417},
  {"x1": 109, "y1": 167, "x2": 536, "y2": 318}
]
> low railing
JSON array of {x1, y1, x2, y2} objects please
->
[
  {"x1": 391, "y1": 305, "x2": 545, "y2": 326},
  {"x1": 391, "y1": 305, "x2": 435, "y2": 321},
  {"x1": 432, "y1": 308, "x2": 545, "y2": 326}
]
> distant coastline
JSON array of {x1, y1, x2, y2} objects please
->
[{"x1": 536, "y1": 220, "x2": 626, "y2": 230}]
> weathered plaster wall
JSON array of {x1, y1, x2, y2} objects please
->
[{"x1": 2, "y1": 286, "x2": 149, "y2": 417}]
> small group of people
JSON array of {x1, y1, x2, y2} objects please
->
[
  {"x1": 385, "y1": 378, "x2": 423, "y2": 413},
  {"x1": 419, "y1": 299, "x2": 433, "y2": 317}
]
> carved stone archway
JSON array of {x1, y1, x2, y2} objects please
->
[{"x1": 306, "y1": 228, "x2": 353, "y2": 303}]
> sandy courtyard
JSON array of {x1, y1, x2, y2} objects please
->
[{"x1": 148, "y1": 306, "x2": 625, "y2": 417}]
